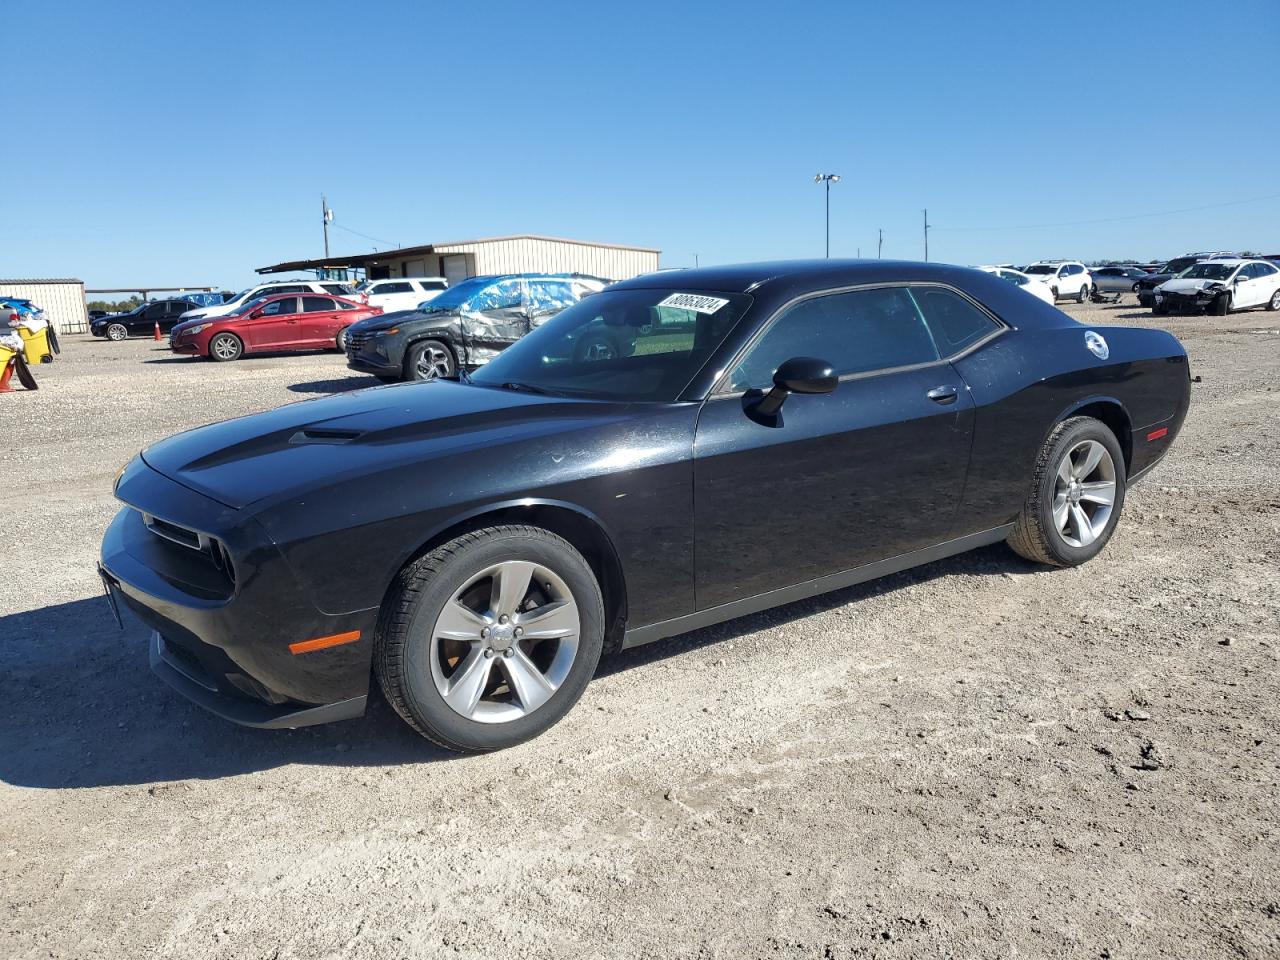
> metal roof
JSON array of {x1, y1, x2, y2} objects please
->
[
  {"x1": 0, "y1": 278, "x2": 84, "y2": 284},
  {"x1": 256, "y1": 234, "x2": 661, "y2": 275}
]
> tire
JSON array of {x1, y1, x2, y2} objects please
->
[
  {"x1": 1049, "y1": 286, "x2": 1059, "y2": 302},
  {"x1": 105, "y1": 323, "x2": 128, "y2": 342},
  {"x1": 335, "y1": 326, "x2": 350, "y2": 352},
  {"x1": 1077, "y1": 284, "x2": 1089, "y2": 304},
  {"x1": 374, "y1": 525, "x2": 606, "y2": 752},
  {"x1": 208, "y1": 332, "x2": 243, "y2": 362},
  {"x1": 1007, "y1": 416, "x2": 1127, "y2": 568},
  {"x1": 1269, "y1": 289, "x2": 1280, "y2": 312},
  {"x1": 405, "y1": 339, "x2": 456, "y2": 382},
  {"x1": 1209, "y1": 293, "x2": 1230, "y2": 317},
  {"x1": 1152, "y1": 302, "x2": 1168, "y2": 316}
]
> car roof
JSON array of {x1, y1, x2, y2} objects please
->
[{"x1": 610, "y1": 259, "x2": 1003, "y2": 296}]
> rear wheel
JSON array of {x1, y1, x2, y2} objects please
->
[
  {"x1": 375, "y1": 525, "x2": 605, "y2": 752},
  {"x1": 335, "y1": 326, "x2": 350, "y2": 352},
  {"x1": 406, "y1": 339, "x2": 456, "y2": 382},
  {"x1": 1077, "y1": 284, "x2": 1089, "y2": 303},
  {"x1": 1008, "y1": 416, "x2": 1126, "y2": 568},
  {"x1": 106, "y1": 323, "x2": 128, "y2": 341},
  {"x1": 208, "y1": 332, "x2": 243, "y2": 362}
]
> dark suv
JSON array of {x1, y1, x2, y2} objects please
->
[
  {"x1": 1135, "y1": 253, "x2": 1237, "y2": 307},
  {"x1": 90, "y1": 299, "x2": 193, "y2": 341},
  {"x1": 345, "y1": 275, "x2": 581, "y2": 382}
]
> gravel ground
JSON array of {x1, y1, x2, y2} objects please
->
[{"x1": 2, "y1": 301, "x2": 1278, "y2": 959}]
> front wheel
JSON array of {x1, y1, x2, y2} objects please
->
[
  {"x1": 105, "y1": 323, "x2": 128, "y2": 342},
  {"x1": 1209, "y1": 293, "x2": 1230, "y2": 317},
  {"x1": 375, "y1": 525, "x2": 605, "y2": 752},
  {"x1": 1269, "y1": 289, "x2": 1280, "y2": 312},
  {"x1": 1007, "y1": 416, "x2": 1126, "y2": 568},
  {"x1": 406, "y1": 339, "x2": 456, "y2": 382},
  {"x1": 208, "y1": 332, "x2": 243, "y2": 362}
]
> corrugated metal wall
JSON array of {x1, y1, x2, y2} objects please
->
[
  {"x1": 0, "y1": 280, "x2": 88, "y2": 334},
  {"x1": 434, "y1": 238, "x2": 660, "y2": 281}
]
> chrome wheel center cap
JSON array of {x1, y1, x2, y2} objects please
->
[
  {"x1": 488, "y1": 622, "x2": 516, "y2": 652},
  {"x1": 1068, "y1": 480, "x2": 1082, "y2": 504}
]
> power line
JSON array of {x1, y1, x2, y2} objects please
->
[
  {"x1": 934, "y1": 191, "x2": 1280, "y2": 232},
  {"x1": 328, "y1": 221, "x2": 400, "y2": 249}
]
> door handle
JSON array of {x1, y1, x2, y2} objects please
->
[{"x1": 927, "y1": 385, "x2": 959, "y2": 405}]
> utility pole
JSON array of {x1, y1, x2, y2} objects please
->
[
  {"x1": 923, "y1": 209, "x2": 931, "y2": 262},
  {"x1": 878, "y1": 228, "x2": 883, "y2": 259},
  {"x1": 321, "y1": 194, "x2": 333, "y2": 259},
  {"x1": 813, "y1": 174, "x2": 841, "y2": 258}
]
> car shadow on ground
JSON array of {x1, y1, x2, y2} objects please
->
[
  {"x1": 0, "y1": 597, "x2": 446, "y2": 790},
  {"x1": 1, "y1": 545, "x2": 1041, "y2": 790},
  {"x1": 287, "y1": 376, "x2": 379, "y2": 395}
]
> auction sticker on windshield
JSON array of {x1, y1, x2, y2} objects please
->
[{"x1": 657, "y1": 293, "x2": 730, "y2": 314}]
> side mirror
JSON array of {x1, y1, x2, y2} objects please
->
[{"x1": 753, "y1": 356, "x2": 837, "y2": 417}]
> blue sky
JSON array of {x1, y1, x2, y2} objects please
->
[{"x1": 5, "y1": 0, "x2": 1278, "y2": 289}]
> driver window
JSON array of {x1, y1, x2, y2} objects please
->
[
  {"x1": 728, "y1": 287, "x2": 939, "y2": 392},
  {"x1": 262, "y1": 297, "x2": 297, "y2": 316}
]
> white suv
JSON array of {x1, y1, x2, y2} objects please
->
[
  {"x1": 1022, "y1": 261, "x2": 1093, "y2": 303},
  {"x1": 354, "y1": 277, "x2": 449, "y2": 314},
  {"x1": 179, "y1": 279, "x2": 358, "y2": 322}
]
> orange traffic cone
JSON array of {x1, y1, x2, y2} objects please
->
[
  {"x1": 153, "y1": 321, "x2": 162, "y2": 341},
  {"x1": 0, "y1": 359, "x2": 14, "y2": 393}
]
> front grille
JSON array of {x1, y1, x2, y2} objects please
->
[{"x1": 348, "y1": 333, "x2": 371, "y2": 352}]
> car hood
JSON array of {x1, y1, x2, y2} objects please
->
[
  {"x1": 348, "y1": 307, "x2": 440, "y2": 334},
  {"x1": 1158, "y1": 277, "x2": 1226, "y2": 294},
  {"x1": 140, "y1": 381, "x2": 630, "y2": 510}
]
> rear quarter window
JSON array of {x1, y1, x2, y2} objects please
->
[{"x1": 911, "y1": 287, "x2": 1001, "y2": 357}]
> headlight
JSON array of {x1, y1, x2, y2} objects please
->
[
  {"x1": 186, "y1": 324, "x2": 208, "y2": 335},
  {"x1": 373, "y1": 327, "x2": 399, "y2": 336}
]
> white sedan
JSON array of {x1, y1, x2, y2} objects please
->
[
  {"x1": 977, "y1": 266, "x2": 1057, "y2": 306},
  {"x1": 1154, "y1": 259, "x2": 1280, "y2": 315}
]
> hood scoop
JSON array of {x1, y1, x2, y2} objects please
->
[{"x1": 289, "y1": 428, "x2": 365, "y2": 445}]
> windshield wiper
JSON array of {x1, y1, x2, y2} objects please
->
[{"x1": 500, "y1": 381, "x2": 552, "y2": 395}]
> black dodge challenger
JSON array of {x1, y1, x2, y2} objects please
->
[{"x1": 100, "y1": 261, "x2": 1191, "y2": 752}]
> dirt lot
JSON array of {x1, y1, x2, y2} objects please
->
[{"x1": 2, "y1": 301, "x2": 1278, "y2": 959}]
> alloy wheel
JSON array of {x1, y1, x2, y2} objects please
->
[
  {"x1": 415, "y1": 344, "x2": 453, "y2": 380},
  {"x1": 1052, "y1": 439, "x2": 1116, "y2": 548},
  {"x1": 107, "y1": 324, "x2": 126, "y2": 341},
  {"x1": 429, "y1": 560, "x2": 581, "y2": 723},
  {"x1": 212, "y1": 335, "x2": 240, "y2": 360},
  {"x1": 1271, "y1": 290, "x2": 1280, "y2": 310}
]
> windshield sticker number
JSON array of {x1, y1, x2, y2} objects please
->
[{"x1": 657, "y1": 293, "x2": 730, "y2": 314}]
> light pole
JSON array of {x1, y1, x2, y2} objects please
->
[{"x1": 813, "y1": 173, "x2": 841, "y2": 258}]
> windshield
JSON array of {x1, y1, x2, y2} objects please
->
[
  {"x1": 470, "y1": 288, "x2": 754, "y2": 402},
  {"x1": 228, "y1": 296, "x2": 272, "y2": 316},
  {"x1": 1024, "y1": 264, "x2": 1056, "y2": 275},
  {"x1": 1180, "y1": 263, "x2": 1236, "y2": 280},
  {"x1": 417, "y1": 276, "x2": 504, "y2": 313}
]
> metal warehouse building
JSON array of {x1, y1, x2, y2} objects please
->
[
  {"x1": 256, "y1": 234, "x2": 661, "y2": 285},
  {"x1": 0, "y1": 279, "x2": 88, "y2": 334}
]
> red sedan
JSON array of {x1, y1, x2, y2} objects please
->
[{"x1": 169, "y1": 293, "x2": 383, "y2": 361}]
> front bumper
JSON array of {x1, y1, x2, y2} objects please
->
[
  {"x1": 1154, "y1": 290, "x2": 1218, "y2": 312},
  {"x1": 100, "y1": 458, "x2": 376, "y2": 729},
  {"x1": 149, "y1": 630, "x2": 365, "y2": 728}
]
